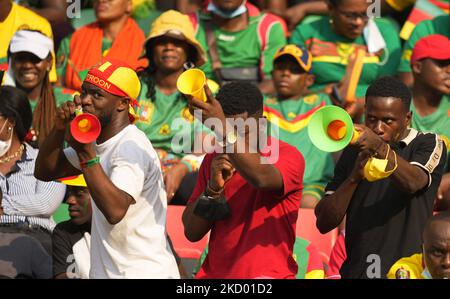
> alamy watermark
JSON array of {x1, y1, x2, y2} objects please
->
[
  {"x1": 170, "y1": 109, "x2": 280, "y2": 164},
  {"x1": 66, "y1": 0, "x2": 81, "y2": 19},
  {"x1": 65, "y1": 0, "x2": 382, "y2": 20},
  {"x1": 366, "y1": 0, "x2": 381, "y2": 18},
  {"x1": 366, "y1": 254, "x2": 381, "y2": 278}
]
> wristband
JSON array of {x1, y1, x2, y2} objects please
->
[
  {"x1": 80, "y1": 156, "x2": 100, "y2": 168},
  {"x1": 193, "y1": 192, "x2": 231, "y2": 222}
]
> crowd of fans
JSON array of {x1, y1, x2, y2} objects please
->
[{"x1": 0, "y1": 0, "x2": 448, "y2": 279}]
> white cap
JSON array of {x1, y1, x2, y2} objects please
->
[{"x1": 9, "y1": 30, "x2": 54, "y2": 59}]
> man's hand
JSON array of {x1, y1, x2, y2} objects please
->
[
  {"x1": 349, "y1": 150, "x2": 371, "y2": 183},
  {"x1": 345, "y1": 98, "x2": 365, "y2": 120},
  {"x1": 187, "y1": 84, "x2": 226, "y2": 131},
  {"x1": 284, "y1": 5, "x2": 306, "y2": 30},
  {"x1": 353, "y1": 124, "x2": 385, "y2": 154},
  {"x1": 208, "y1": 154, "x2": 235, "y2": 195},
  {"x1": 55, "y1": 99, "x2": 78, "y2": 131},
  {"x1": 57, "y1": 96, "x2": 95, "y2": 156},
  {"x1": 435, "y1": 173, "x2": 450, "y2": 211},
  {"x1": 164, "y1": 163, "x2": 190, "y2": 203}
]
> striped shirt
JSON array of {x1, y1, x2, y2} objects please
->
[{"x1": 0, "y1": 143, "x2": 66, "y2": 232}]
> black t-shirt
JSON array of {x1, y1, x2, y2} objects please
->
[
  {"x1": 325, "y1": 129, "x2": 447, "y2": 278},
  {"x1": 52, "y1": 221, "x2": 90, "y2": 277},
  {"x1": 0, "y1": 232, "x2": 52, "y2": 279}
]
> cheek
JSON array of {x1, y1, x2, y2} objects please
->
[
  {"x1": 178, "y1": 48, "x2": 188, "y2": 63},
  {"x1": 272, "y1": 71, "x2": 281, "y2": 80},
  {"x1": 388, "y1": 125, "x2": 403, "y2": 139},
  {"x1": 294, "y1": 75, "x2": 306, "y2": 86},
  {"x1": 37, "y1": 63, "x2": 49, "y2": 77},
  {"x1": 333, "y1": 15, "x2": 347, "y2": 27}
]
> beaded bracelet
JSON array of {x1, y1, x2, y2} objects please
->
[{"x1": 80, "y1": 156, "x2": 100, "y2": 168}]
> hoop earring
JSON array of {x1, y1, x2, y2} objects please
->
[{"x1": 183, "y1": 61, "x2": 195, "y2": 70}]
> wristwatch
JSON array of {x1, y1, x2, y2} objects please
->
[{"x1": 217, "y1": 131, "x2": 238, "y2": 148}]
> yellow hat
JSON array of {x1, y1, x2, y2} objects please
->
[
  {"x1": 146, "y1": 10, "x2": 206, "y2": 67},
  {"x1": 85, "y1": 59, "x2": 141, "y2": 123},
  {"x1": 58, "y1": 175, "x2": 87, "y2": 187}
]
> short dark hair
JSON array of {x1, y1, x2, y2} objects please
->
[
  {"x1": 0, "y1": 86, "x2": 32, "y2": 142},
  {"x1": 365, "y1": 76, "x2": 412, "y2": 110},
  {"x1": 216, "y1": 82, "x2": 263, "y2": 117},
  {"x1": 423, "y1": 212, "x2": 450, "y2": 241}
]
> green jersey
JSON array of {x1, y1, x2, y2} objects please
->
[
  {"x1": 192, "y1": 11, "x2": 286, "y2": 82},
  {"x1": 398, "y1": 15, "x2": 450, "y2": 73},
  {"x1": 263, "y1": 93, "x2": 335, "y2": 200},
  {"x1": 411, "y1": 95, "x2": 450, "y2": 171},
  {"x1": 290, "y1": 16, "x2": 401, "y2": 98}
]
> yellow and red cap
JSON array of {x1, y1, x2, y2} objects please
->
[
  {"x1": 85, "y1": 59, "x2": 141, "y2": 123},
  {"x1": 58, "y1": 175, "x2": 87, "y2": 187}
]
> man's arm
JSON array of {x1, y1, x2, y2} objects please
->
[
  {"x1": 182, "y1": 155, "x2": 232, "y2": 242},
  {"x1": 354, "y1": 125, "x2": 438, "y2": 193},
  {"x1": 75, "y1": 151, "x2": 136, "y2": 225},
  {"x1": 183, "y1": 200, "x2": 214, "y2": 242},
  {"x1": 35, "y1": 99, "x2": 135, "y2": 225},
  {"x1": 283, "y1": 0, "x2": 328, "y2": 30},
  {"x1": 189, "y1": 86, "x2": 285, "y2": 192},
  {"x1": 315, "y1": 150, "x2": 368, "y2": 233},
  {"x1": 34, "y1": 102, "x2": 82, "y2": 181}
]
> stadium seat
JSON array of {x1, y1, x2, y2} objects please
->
[
  {"x1": 166, "y1": 205, "x2": 209, "y2": 278},
  {"x1": 296, "y1": 208, "x2": 338, "y2": 263},
  {"x1": 166, "y1": 205, "x2": 209, "y2": 260}
]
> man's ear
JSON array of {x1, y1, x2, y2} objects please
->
[
  {"x1": 405, "y1": 110, "x2": 412, "y2": 127},
  {"x1": 117, "y1": 97, "x2": 131, "y2": 112},
  {"x1": 411, "y1": 60, "x2": 422, "y2": 75}
]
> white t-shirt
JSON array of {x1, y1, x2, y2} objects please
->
[
  {"x1": 64, "y1": 125, "x2": 179, "y2": 278},
  {"x1": 72, "y1": 232, "x2": 91, "y2": 279}
]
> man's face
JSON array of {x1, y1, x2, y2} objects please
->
[
  {"x1": 413, "y1": 58, "x2": 450, "y2": 95},
  {"x1": 423, "y1": 222, "x2": 450, "y2": 279},
  {"x1": 11, "y1": 52, "x2": 51, "y2": 92},
  {"x1": 151, "y1": 36, "x2": 190, "y2": 73},
  {"x1": 212, "y1": 0, "x2": 244, "y2": 11},
  {"x1": 66, "y1": 186, "x2": 92, "y2": 226},
  {"x1": 329, "y1": 0, "x2": 369, "y2": 40},
  {"x1": 272, "y1": 56, "x2": 312, "y2": 99},
  {"x1": 365, "y1": 96, "x2": 411, "y2": 143},
  {"x1": 80, "y1": 82, "x2": 127, "y2": 128},
  {"x1": 94, "y1": 0, "x2": 131, "y2": 23}
]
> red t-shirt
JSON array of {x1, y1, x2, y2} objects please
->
[{"x1": 188, "y1": 138, "x2": 305, "y2": 278}]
